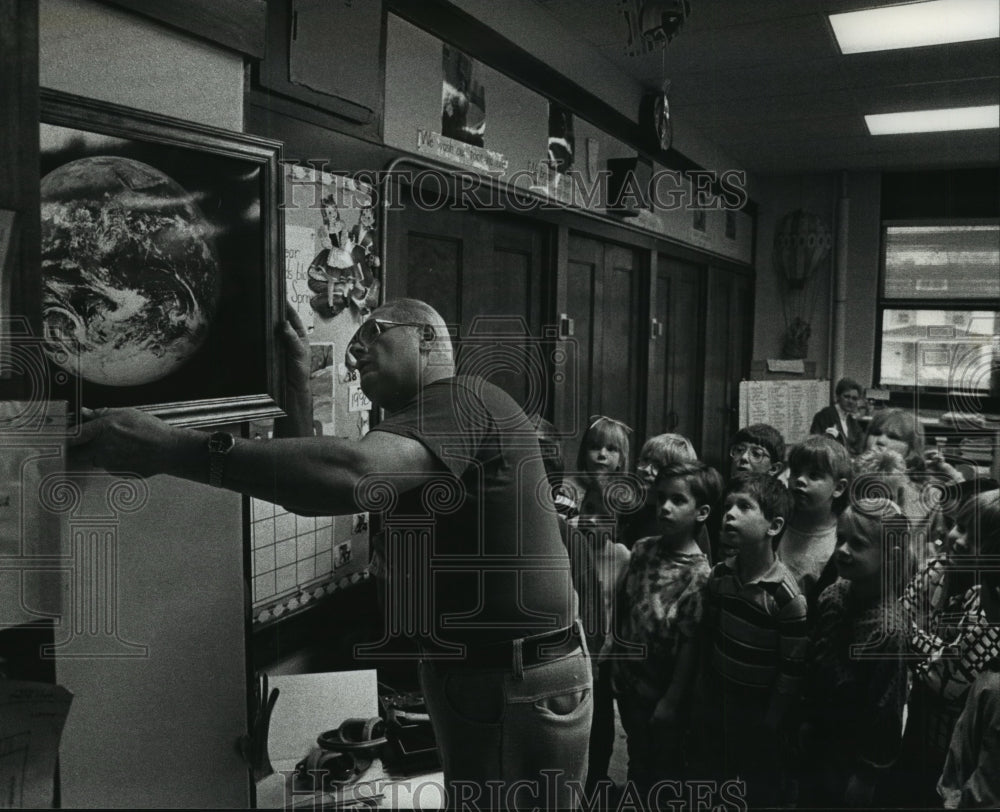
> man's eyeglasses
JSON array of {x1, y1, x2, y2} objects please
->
[
  {"x1": 345, "y1": 319, "x2": 433, "y2": 370},
  {"x1": 729, "y1": 443, "x2": 771, "y2": 463},
  {"x1": 588, "y1": 415, "x2": 633, "y2": 434},
  {"x1": 349, "y1": 319, "x2": 431, "y2": 350}
]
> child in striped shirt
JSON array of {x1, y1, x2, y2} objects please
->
[{"x1": 691, "y1": 472, "x2": 806, "y2": 808}]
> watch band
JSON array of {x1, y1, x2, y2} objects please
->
[{"x1": 207, "y1": 431, "x2": 235, "y2": 488}]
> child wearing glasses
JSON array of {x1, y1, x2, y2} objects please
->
[
  {"x1": 707, "y1": 424, "x2": 787, "y2": 562},
  {"x1": 778, "y1": 435, "x2": 851, "y2": 609},
  {"x1": 612, "y1": 461, "x2": 722, "y2": 795},
  {"x1": 728, "y1": 423, "x2": 787, "y2": 480},
  {"x1": 562, "y1": 416, "x2": 633, "y2": 794}
]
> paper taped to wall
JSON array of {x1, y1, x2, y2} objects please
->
[{"x1": 0, "y1": 681, "x2": 73, "y2": 808}]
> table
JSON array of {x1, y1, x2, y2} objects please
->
[{"x1": 254, "y1": 670, "x2": 445, "y2": 810}]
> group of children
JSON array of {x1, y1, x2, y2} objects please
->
[{"x1": 543, "y1": 410, "x2": 1000, "y2": 809}]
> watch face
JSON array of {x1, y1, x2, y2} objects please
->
[{"x1": 208, "y1": 431, "x2": 235, "y2": 453}]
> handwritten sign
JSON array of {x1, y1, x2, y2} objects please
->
[
  {"x1": 348, "y1": 384, "x2": 371, "y2": 413},
  {"x1": 284, "y1": 224, "x2": 318, "y2": 333},
  {"x1": 739, "y1": 379, "x2": 829, "y2": 447},
  {"x1": 416, "y1": 129, "x2": 509, "y2": 174}
]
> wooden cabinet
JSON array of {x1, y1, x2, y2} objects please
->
[
  {"x1": 385, "y1": 187, "x2": 548, "y2": 410},
  {"x1": 562, "y1": 233, "x2": 643, "y2": 460},
  {"x1": 647, "y1": 255, "x2": 704, "y2": 447},
  {"x1": 384, "y1": 195, "x2": 753, "y2": 471},
  {"x1": 701, "y1": 266, "x2": 754, "y2": 471}
]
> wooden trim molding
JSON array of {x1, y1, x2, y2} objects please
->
[
  {"x1": 101, "y1": 0, "x2": 267, "y2": 58},
  {"x1": 384, "y1": 0, "x2": 756, "y2": 216},
  {"x1": 0, "y1": 0, "x2": 41, "y2": 398}
]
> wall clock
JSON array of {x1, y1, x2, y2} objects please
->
[{"x1": 641, "y1": 83, "x2": 673, "y2": 152}]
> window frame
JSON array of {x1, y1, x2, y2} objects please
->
[{"x1": 874, "y1": 217, "x2": 1000, "y2": 413}]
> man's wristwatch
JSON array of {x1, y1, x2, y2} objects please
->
[{"x1": 207, "y1": 431, "x2": 236, "y2": 487}]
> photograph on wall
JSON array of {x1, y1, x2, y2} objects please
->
[
  {"x1": 249, "y1": 165, "x2": 376, "y2": 625},
  {"x1": 548, "y1": 102, "x2": 575, "y2": 174},
  {"x1": 38, "y1": 90, "x2": 283, "y2": 426},
  {"x1": 442, "y1": 44, "x2": 486, "y2": 147},
  {"x1": 285, "y1": 165, "x2": 379, "y2": 341}
]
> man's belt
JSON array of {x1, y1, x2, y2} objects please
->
[{"x1": 425, "y1": 623, "x2": 583, "y2": 671}]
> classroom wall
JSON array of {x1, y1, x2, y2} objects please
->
[
  {"x1": 446, "y1": 0, "x2": 750, "y2": 186},
  {"x1": 751, "y1": 174, "x2": 839, "y2": 377},
  {"x1": 39, "y1": 0, "x2": 250, "y2": 807},
  {"x1": 383, "y1": 13, "x2": 754, "y2": 265},
  {"x1": 750, "y1": 171, "x2": 883, "y2": 391},
  {"x1": 841, "y1": 171, "x2": 883, "y2": 389}
]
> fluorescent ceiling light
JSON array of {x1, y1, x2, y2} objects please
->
[
  {"x1": 830, "y1": 0, "x2": 1000, "y2": 53},
  {"x1": 866, "y1": 105, "x2": 1000, "y2": 133}
]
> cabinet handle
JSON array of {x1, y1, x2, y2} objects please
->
[{"x1": 559, "y1": 313, "x2": 575, "y2": 338}]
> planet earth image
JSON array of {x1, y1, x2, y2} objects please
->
[{"x1": 40, "y1": 155, "x2": 220, "y2": 387}]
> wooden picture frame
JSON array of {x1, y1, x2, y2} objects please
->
[{"x1": 39, "y1": 89, "x2": 285, "y2": 427}]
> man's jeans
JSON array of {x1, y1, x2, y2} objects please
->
[{"x1": 419, "y1": 645, "x2": 593, "y2": 810}]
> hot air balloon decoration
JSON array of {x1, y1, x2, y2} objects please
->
[{"x1": 773, "y1": 209, "x2": 832, "y2": 359}]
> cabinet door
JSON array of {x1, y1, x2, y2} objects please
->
[
  {"x1": 701, "y1": 267, "x2": 753, "y2": 470},
  {"x1": 564, "y1": 234, "x2": 642, "y2": 461},
  {"x1": 385, "y1": 189, "x2": 547, "y2": 410},
  {"x1": 648, "y1": 256, "x2": 703, "y2": 445}
]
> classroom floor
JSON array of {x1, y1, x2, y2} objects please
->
[{"x1": 608, "y1": 703, "x2": 629, "y2": 786}]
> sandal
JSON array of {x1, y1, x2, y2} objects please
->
[
  {"x1": 295, "y1": 748, "x2": 373, "y2": 789},
  {"x1": 316, "y1": 716, "x2": 387, "y2": 752}
]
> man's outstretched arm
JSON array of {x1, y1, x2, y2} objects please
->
[{"x1": 69, "y1": 408, "x2": 441, "y2": 516}]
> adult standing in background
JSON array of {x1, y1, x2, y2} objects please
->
[
  {"x1": 70, "y1": 298, "x2": 591, "y2": 811},
  {"x1": 810, "y1": 376, "x2": 865, "y2": 456}
]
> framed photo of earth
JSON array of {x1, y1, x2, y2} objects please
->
[{"x1": 38, "y1": 89, "x2": 286, "y2": 426}]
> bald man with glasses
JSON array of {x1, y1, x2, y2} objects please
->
[{"x1": 72, "y1": 297, "x2": 591, "y2": 810}]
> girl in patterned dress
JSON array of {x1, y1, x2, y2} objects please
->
[
  {"x1": 896, "y1": 484, "x2": 1000, "y2": 807},
  {"x1": 612, "y1": 461, "x2": 723, "y2": 795}
]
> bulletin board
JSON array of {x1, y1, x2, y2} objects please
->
[
  {"x1": 250, "y1": 166, "x2": 377, "y2": 625},
  {"x1": 0, "y1": 400, "x2": 66, "y2": 627},
  {"x1": 738, "y1": 379, "x2": 830, "y2": 449}
]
